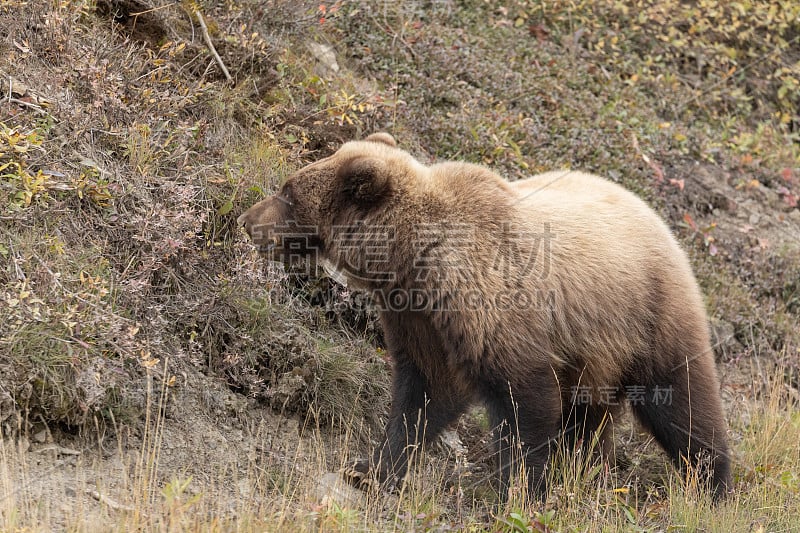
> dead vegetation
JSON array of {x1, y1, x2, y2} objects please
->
[
  {"x1": 1, "y1": 0, "x2": 799, "y2": 530},
  {"x1": 0, "y1": 0, "x2": 385, "y2": 436}
]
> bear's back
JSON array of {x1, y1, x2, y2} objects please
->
[
  {"x1": 511, "y1": 171, "x2": 686, "y2": 275},
  {"x1": 504, "y1": 171, "x2": 707, "y2": 381}
]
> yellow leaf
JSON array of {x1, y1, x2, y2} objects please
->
[{"x1": 140, "y1": 350, "x2": 160, "y2": 369}]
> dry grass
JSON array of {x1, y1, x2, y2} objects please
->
[{"x1": 1, "y1": 366, "x2": 798, "y2": 531}]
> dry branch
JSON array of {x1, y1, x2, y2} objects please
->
[
  {"x1": 194, "y1": 9, "x2": 232, "y2": 82},
  {"x1": 88, "y1": 489, "x2": 135, "y2": 512}
]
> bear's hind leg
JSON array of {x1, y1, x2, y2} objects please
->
[{"x1": 630, "y1": 355, "x2": 731, "y2": 499}]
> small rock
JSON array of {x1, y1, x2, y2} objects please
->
[
  {"x1": 314, "y1": 472, "x2": 365, "y2": 508},
  {"x1": 0, "y1": 391, "x2": 14, "y2": 424},
  {"x1": 437, "y1": 428, "x2": 467, "y2": 457},
  {"x1": 748, "y1": 212, "x2": 760, "y2": 225},
  {"x1": 32, "y1": 429, "x2": 49, "y2": 444},
  {"x1": 306, "y1": 42, "x2": 339, "y2": 75}
]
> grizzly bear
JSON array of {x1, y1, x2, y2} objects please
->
[{"x1": 237, "y1": 133, "x2": 731, "y2": 500}]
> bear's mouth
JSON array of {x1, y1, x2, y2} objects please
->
[
  {"x1": 257, "y1": 241, "x2": 277, "y2": 254},
  {"x1": 255, "y1": 236, "x2": 279, "y2": 255}
]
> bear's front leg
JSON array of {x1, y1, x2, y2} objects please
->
[
  {"x1": 483, "y1": 374, "x2": 564, "y2": 501},
  {"x1": 344, "y1": 358, "x2": 467, "y2": 491}
]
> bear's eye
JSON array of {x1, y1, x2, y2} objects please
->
[{"x1": 276, "y1": 184, "x2": 294, "y2": 206}]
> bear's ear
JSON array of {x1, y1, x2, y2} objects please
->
[
  {"x1": 364, "y1": 132, "x2": 397, "y2": 147},
  {"x1": 336, "y1": 156, "x2": 393, "y2": 205}
]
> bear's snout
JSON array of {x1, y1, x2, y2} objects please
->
[
  {"x1": 237, "y1": 210, "x2": 254, "y2": 237},
  {"x1": 237, "y1": 210, "x2": 271, "y2": 246},
  {"x1": 237, "y1": 198, "x2": 290, "y2": 258},
  {"x1": 237, "y1": 198, "x2": 276, "y2": 240}
]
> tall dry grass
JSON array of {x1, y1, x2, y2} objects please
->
[{"x1": 1, "y1": 365, "x2": 798, "y2": 531}]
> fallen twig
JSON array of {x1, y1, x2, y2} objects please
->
[
  {"x1": 194, "y1": 9, "x2": 232, "y2": 82},
  {"x1": 631, "y1": 132, "x2": 664, "y2": 183},
  {"x1": 34, "y1": 445, "x2": 82, "y2": 456},
  {"x1": 7, "y1": 97, "x2": 45, "y2": 112},
  {"x1": 88, "y1": 489, "x2": 135, "y2": 512}
]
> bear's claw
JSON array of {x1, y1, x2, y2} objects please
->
[{"x1": 340, "y1": 460, "x2": 379, "y2": 492}]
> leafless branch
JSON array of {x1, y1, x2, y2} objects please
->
[{"x1": 194, "y1": 9, "x2": 232, "y2": 82}]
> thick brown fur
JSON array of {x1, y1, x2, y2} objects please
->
[{"x1": 238, "y1": 134, "x2": 731, "y2": 501}]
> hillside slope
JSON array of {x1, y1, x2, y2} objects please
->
[{"x1": 1, "y1": 1, "x2": 798, "y2": 530}]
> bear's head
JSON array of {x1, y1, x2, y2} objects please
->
[{"x1": 237, "y1": 133, "x2": 426, "y2": 274}]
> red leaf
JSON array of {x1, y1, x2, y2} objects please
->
[
  {"x1": 668, "y1": 178, "x2": 685, "y2": 191},
  {"x1": 781, "y1": 168, "x2": 793, "y2": 183},
  {"x1": 683, "y1": 212, "x2": 697, "y2": 231},
  {"x1": 529, "y1": 24, "x2": 550, "y2": 42}
]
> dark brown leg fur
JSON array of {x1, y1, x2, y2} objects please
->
[
  {"x1": 562, "y1": 394, "x2": 622, "y2": 463},
  {"x1": 483, "y1": 373, "x2": 563, "y2": 500},
  {"x1": 629, "y1": 354, "x2": 731, "y2": 499},
  {"x1": 344, "y1": 352, "x2": 469, "y2": 490}
]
